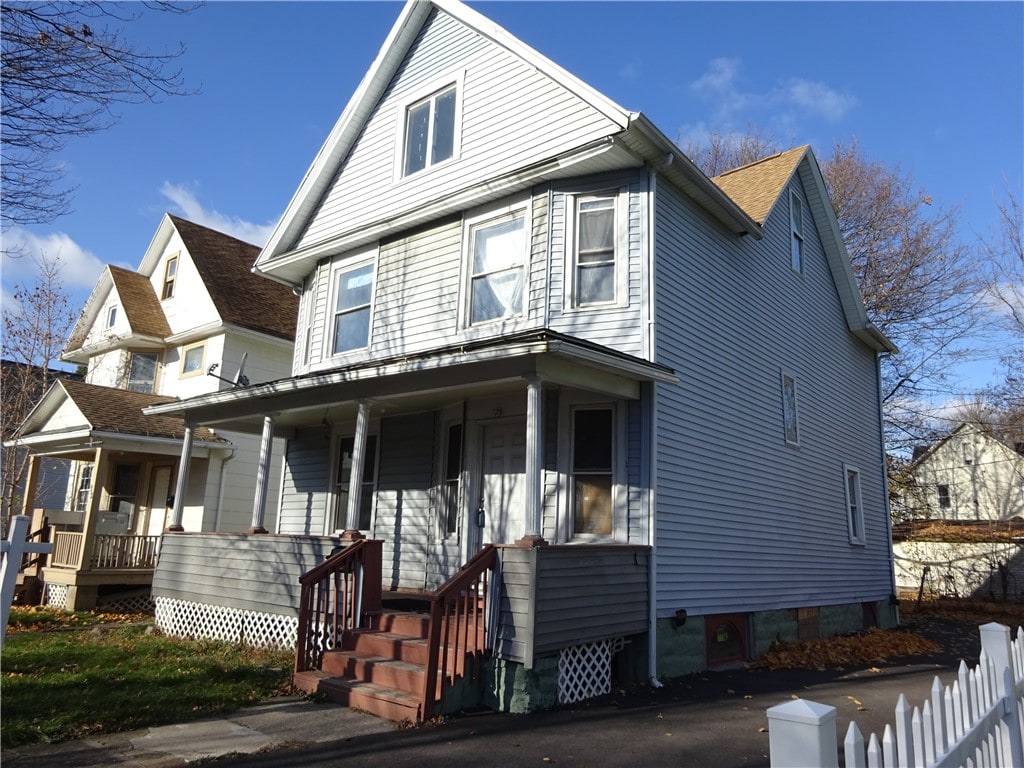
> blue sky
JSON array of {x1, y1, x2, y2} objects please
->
[{"x1": 3, "y1": 1, "x2": 1022, "y2": 403}]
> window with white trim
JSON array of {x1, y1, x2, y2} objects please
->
[
  {"x1": 332, "y1": 434, "x2": 378, "y2": 532},
  {"x1": 126, "y1": 352, "x2": 158, "y2": 393},
  {"x1": 467, "y1": 207, "x2": 527, "y2": 325},
  {"x1": 331, "y1": 262, "x2": 374, "y2": 355},
  {"x1": 74, "y1": 464, "x2": 93, "y2": 513},
  {"x1": 790, "y1": 192, "x2": 804, "y2": 273},
  {"x1": 106, "y1": 306, "x2": 118, "y2": 328},
  {"x1": 403, "y1": 84, "x2": 457, "y2": 177},
  {"x1": 571, "y1": 406, "x2": 614, "y2": 537},
  {"x1": 781, "y1": 371, "x2": 800, "y2": 446},
  {"x1": 162, "y1": 255, "x2": 178, "y2": 300},
  {"x1": 844, "y1": 464, "x2": 866, "y2": 545},
  {"x1": 573, "y1": 193, "x2": 617, "y2": 306},
  {"x1": 441, "y1": 422, "x2": 463, "y2": 537},
  {"x1": 181, "y1": 343, "x2": 205, "y2": 377},
  {"x1": 937, "y1": 484, "x2": 951, "y2": 510}
]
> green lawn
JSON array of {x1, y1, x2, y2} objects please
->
[{"x1": 2, "y1": 608, "x2": 294, "y2": 748}]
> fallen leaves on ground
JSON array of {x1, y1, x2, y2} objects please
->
[{"x1": 753, "y1": 627, "x2": 938, "y2": 670}]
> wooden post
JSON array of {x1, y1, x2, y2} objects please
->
[{"x1": 767, "y1": 699, "x2": 839, "y2": 768}]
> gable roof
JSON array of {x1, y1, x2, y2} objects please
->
[
  {"x1": 168, "y1": 215, "x2": 297, "y2": 342},
  {"x1": 714, "y1": 146, "x2": 896, "y2": 354},
  {"x1": 255, "y1": 0, "x2": 760, "y2": 283},
  {"x1": 711, "y1": 146, "x2": 808, "y2": 225},
  {"x1": 909, "y1": 422, "x2": 1024, "y2": 470},
  {"x1": 108, "y1": 265, "x2": 173, "y2": 339},
  {"x1": 17, "y1": 378, "x2": 225, "y2": 445}
]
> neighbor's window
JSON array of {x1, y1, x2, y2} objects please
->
[
  {"x1": 181, "y1": 343, "x2": 205, "y2": 377},
  {"x1": 844, "y1": 465, "x2": 866, "y2": 545},
  {"x1": 106, "y1": 306, "x2": 118, "y2": 328},
  {"x1": 790, "y1": 192, "x2": 804, "y2": 273},
  {"x1": 162, "y1": 255, "x2": 178, "y2": 300},
  {"x1": 126, "y1": 352, "x2": 158, "y2": 393},
  {"x1": 74, "y1": 464, "x2": 93, "y2": 513},
  {"x1": 333, "y1": 434, "x2": 378, "y2": 531},
  {"x1": 572, "y1": 407, "x2": 614, "y2": 537},
  {"x1": 468, "y1": 210, "x2": 526, "y2": 324},
  {"x1": 574, "y1": 194, "x2": 617, "y2": 305},
  {"x1": 937, "y1": 484, "x2": 951, "y2": 510},
  {"x1": 781, "y1": 372, "x2": 800, "y2": 445},
  {"x1": 331, "y1": 262, "x2": 374, "y2": 355},
  {"x1": 403, "y1": 84, "x2": 456, "y2": 177}
]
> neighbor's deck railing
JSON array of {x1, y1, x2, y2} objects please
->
[
  {"x1": 295, "y1": 539, "x2": 383, "y2": 673},
  {"x1": 421, "y1": 544, "x2": 498, "y2": 720},
  {"x1": 49, "y1": 531, "x2": 161, "y2": 570}
]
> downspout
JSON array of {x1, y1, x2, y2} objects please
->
[
  {"x1": 647, "y1": 152, "x2": 673, "y2": 688},
  {"x1": 213, "y1": 447, "x2": 236, "y2": 532},
  {"x1": 876, "y1": 352, "x2": 899, "y2": 624}
]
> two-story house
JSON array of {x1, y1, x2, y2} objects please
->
[
  {"x1": 12, "y1": 214, "x2": 298, "y2": 612},
  {"x1": 145, "y1": 0, "x2": 898, "y2": 720},
  {"x1": 904, "y1": 423, "x2": 1024, "y2": 521}
]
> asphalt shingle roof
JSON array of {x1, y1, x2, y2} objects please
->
[
  {"x1": 711, "y1": 146, "x2": 808, "y2": 225},
  {"x1": 108, "y1": 265, "x2": 173, "y2": 339}
]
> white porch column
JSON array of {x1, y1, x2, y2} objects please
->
[
  {"x1": 518, "y1": 375, "x2": 546, "y2": 547},
  {"x1": 167, "y1": 422, "x2": 194, "y2": 532},
  {"x1": 248, "y1": 415, "x2": 274, "y2": 534},
  {"x1": 341, "y1": 401, "x2": 371, "y2": 541}
]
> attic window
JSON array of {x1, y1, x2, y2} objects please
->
[
  {"x1": 162, "y1": 255, "x2": 178, "y2": 300},
  {"x1": 106, "y1": 306, "x2": 118, "y2": 328},
  {"x1": 790, "y1": 192, "x2": 804, "y2": 273},
  {"x1": 402, "y1": 84, "x2": 457, "y2": 177},
  {"x1": 181, "y1": 343, "x2": 205, "y2": 378}
]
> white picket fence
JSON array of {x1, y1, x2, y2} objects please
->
[
  {"x1": 768, "y1": 622, "x2": 1024, "y2": 768},
  {"x1": 1, "y1": 515, "x2": 53, "y2": 649}
]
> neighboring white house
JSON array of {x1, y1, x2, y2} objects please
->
[
  {"x1": 12, "y1": 215, "x2": 298, "y2": 611},
  {"x1": 145, "y1": 0, "x2": 898, "y2": 715},
  {"x1": 905, "y1": 422, "x2": 1024, "y2": 522}
]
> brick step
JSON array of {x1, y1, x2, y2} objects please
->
[
  {"x1": 321, "y1": 650, "x2": 437, "y2": 694},
  {"x1": 318, "y1": 676, "x2": 425, "y2": 723}
]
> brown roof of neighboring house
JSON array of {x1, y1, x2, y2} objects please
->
[
  {"x1": 60, "y1": 379, "x2": 225, "y2": 443},
  {"x1": 711, "y1": 146, "x2": 808, "y2": 225},
  {"x1": 169, "y1": 215, "x2": 298, "y2": 342},
  {"x1": 108, "y1": 265, "x2": 173, "y2": 339}
]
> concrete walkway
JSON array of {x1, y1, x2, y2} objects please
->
[{"x1": 1, "y1": 654, "x2": 965, "y2": 768}]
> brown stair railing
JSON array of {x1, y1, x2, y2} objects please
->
[
  {"x1": 19, "y1": 516, "x2": 50, "y2": 575},
  {"x1": 295, "y1": 539, "x2": 382, "y2": 673},
  {"x1": 421, "y1": 544, "x2": 498, "y2": 719}
]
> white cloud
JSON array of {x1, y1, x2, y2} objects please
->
[
  {"x1": 688, "y1": 57, "x2": 857, "y2": 130},
  {"x1": 1, "y1": 227, "x2": 105, "y2": 292},
  {"x1": 160, "y1": 183, "x2": 277, "y2": 247},
  {"x1": 618, "y1": 60, "x2": 642, "y2": 80}
]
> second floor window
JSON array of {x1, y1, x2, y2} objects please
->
[
  {"x1": 127, "y1": 352, "x2": 158, "y2": 393},
  {"x1": 181, "y1": 343, "x2": 205, "y2": 377},
  {"x1": 403, "y1": 84, "x2": 456, "y2": 177},
  {"x1": 469, "y1": 210, "x2": 526, "y2": 325},
  {"x1": 332, "y1": 262, "x2": 374, "y2": 355},
  {"x1": 162, "y1": 255, "x2": 178, "y2": 299},
  {"x1": 937, "y1": 484, "x2": 951, "y2": 509},
  {"x1": 782, "y1": 372, "x2": 800, "y2": 446},
  {"x1": 574, "y1": 194, "x2": 617, "y2": 305}
]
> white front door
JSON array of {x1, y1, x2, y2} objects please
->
[{"x1": 479, "y1": 422, "x2": 526, "y2": 546}]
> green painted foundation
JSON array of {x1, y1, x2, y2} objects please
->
[
  {"x1": 484, "y1": 656, "x2": 559, "y2": 714},
  {"x1": 750, "y1": 609, "x2": 798, "y2": 656}
]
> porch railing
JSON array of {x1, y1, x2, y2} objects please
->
[
  {"x1": 295, "y1": 539, "x2": 383, "y2": 673},
  {"x1": 49, "y1": 531, "x2": 162, "y2": 570},
  {"x1": 422, "y1": 544, "x2": 498, "y2": 720},
  {"x1": 19, "y1": 516, "x2": 50, "y2": 575}
]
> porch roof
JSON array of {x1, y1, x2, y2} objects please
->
[{"x1": 143, "y1": 330, "x2": 677, "y2": 434}]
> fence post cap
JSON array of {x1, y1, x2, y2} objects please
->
[
  {"x1": 979, "y1": 621, "x2": 1009, "y2": 633},
  {"x1": 767, "y1": 698, "x2": 837, "y2": 724}
]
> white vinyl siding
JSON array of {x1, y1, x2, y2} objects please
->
[
  {"x1": 277, "y1": 428, "x2": 332, "y2": 535},
  {"x1": 651, "y1": 174, "x2": 892, "y2": 618},
  {"x1": 295, "y1": 9, "x2": 619, "y2": 251}
]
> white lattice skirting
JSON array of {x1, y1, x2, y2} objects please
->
[
  {"x1": 558, "y1": 637, "x2": 625, "y2": 705},
  {"x1": 44, "y1": 583, "x2": 69, "y2": 611},
  {"x1": 154, "y1": 597, "x2": 298, "y2": 650}
]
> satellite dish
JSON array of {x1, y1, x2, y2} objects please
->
[{"x1": 207, "y1": 352, "x2": 251, "y2": 388}]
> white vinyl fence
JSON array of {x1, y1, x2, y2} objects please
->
[
  {"x1": 1, "y1": 515, "x2": 53, "y2": 649},
  {"x1": 768, "y1": 622, "x2": 1024, "y2": 768}
]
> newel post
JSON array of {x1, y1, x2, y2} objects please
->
[{"x1": 767, "y1": 699, "x2": 838, "y2": 768}]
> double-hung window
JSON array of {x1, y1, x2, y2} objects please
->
[
  {"x1": 127, "y1": 352, "x2": 158, "y2": 393},
  {"x1": 844, "y1": 464, "x2": 866, "y2": 545},
  {"x1": 74, "y1": 464, "x2": 93, "y2": 513},
  {"x1": 331, "y1": 262, "x2": 374, "y2": 355},
  {"x1": 790, "y1": 192, "x2": 804, "y2": 273},
  {"x1": 162, "y1": 255, "x2": 178, "y2": 299},
  {"x1": 571, "y1": 407, "x2": 614, "y2": 537},
  {"x1": 441, "y1": 422, "x2": 463, "y2": 537},
  {"x1": 403, "y1": 84, "x2": 457, "y2": 177},
  {"x1": 468, "y1": 209, "x2": 527, "y2": 325},
  {"x1": 574, "y1": 194, "x2": 618, "y2": 305}
]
